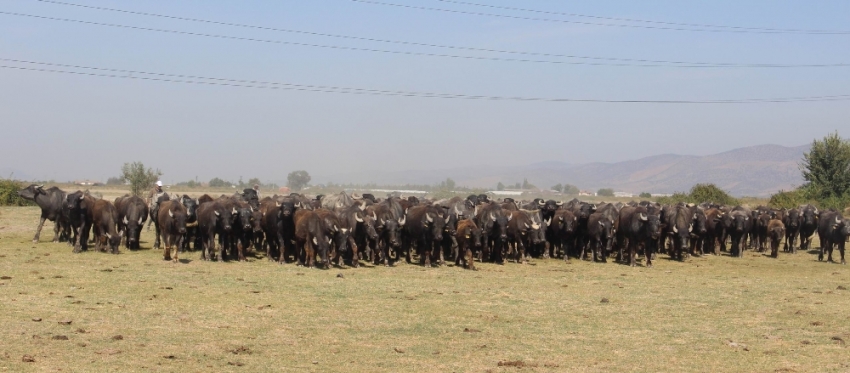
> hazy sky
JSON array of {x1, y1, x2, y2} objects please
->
[{"x1": 1, "y1": 0, "x2": 848, "y2": 185}]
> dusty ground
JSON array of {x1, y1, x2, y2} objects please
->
[{"x1": 1, "y1": 205, "x2": 848, "y2": 372}]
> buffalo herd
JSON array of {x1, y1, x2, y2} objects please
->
[{"x1": 16, "y1": 185, "x2": 850, "y2": 268}]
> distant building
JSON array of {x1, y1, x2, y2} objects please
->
[
  {"x1": 488, "y1": 190, "x2": 525, "y2": 196},
  {"x1": 614, "y1": 192, "x2": 634, "y2": 198},
  {"x1": 74, "y1": 180, "x2": 102, "y2": 186},
  {"x1": 578, "y1": 190, "x2": 595, "y2": 196}
]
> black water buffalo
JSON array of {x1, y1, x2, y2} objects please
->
[
  {"x1": 584, "y1": 212, "x2": 613, "y2": 262},
  {"x1": 115, "y1": 195, "x2": 148, "y2": 250},
  {"x1": 475, "y1": 203, "x2": 512, "y2": 264},
  {"x1": 177, "y1": 195, "x2": 200, "y2": 251},
  {"x1": 799, "y1": 204, "x2": 819, "y2": 251},
  {"x1": 403, "y1": 205, "x2": 449, "y2": 266},
  {"x1": 728, "y1": 210, "x2": 753, "y2": 258},
  {"x1": 17, "y1": 184, "x2": 69, "y2": 243},
  {"x1": 66, "y1": 191, "x2": 96, "y2": 253},
  {"x1": 315, "y1": 209, "x2": 351, "y2": 267},
  {"x1": 293, "y1": 209, "x2": 331, "y2": 268},
  {"x1": 817, "y1": 211, "x2": 849, "y2": 264},
  {"x1": 617, "y1": 206, "x2": 652, "y2": 267},
  {"x1": 702, "y1": 208, "x2": 725, "y2": 255},
  {"x1": 197, "y1": 201, "x2": 234, "y2": 262},
  {"x1": 782, "y1": 208, "x2": 801, "y2": 253},
  {"x1": 157, "y1": 200, "x2": 188, "y2": 262},
  {"x1": 666, "y1": 204, "x2": 693, "y2": 261},
  {"x1": 550, "y1": 209, "x2": 577, "y2": 261},
  {"x1": 504, "y1": 209, "x2": 539, "y2": 263},
  {"x1": 365, "y1": 201, "x2": 406, "y2": 266},
  {"x1": 92, "y1": 199, "x2": 122, "y2": 254},
  {"x1": 454, "y1": 218, "x2": 482, "y2": 270}
]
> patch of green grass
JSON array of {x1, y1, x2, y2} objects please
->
[{"x1": 1, "y1": 206, "x2": 849, "y2": 372}]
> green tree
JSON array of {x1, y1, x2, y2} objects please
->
[
  {"x1": 209, "y1": 177, "x2": 231, "y2": 188},
  {"x1": 800, "y1": 131, "x2": 850, "y2": 200},
  {"x1": 247, "y1": 178, "x2": 262, "y2": 187},
  {"x1": 496, "y1": 182, "x2": 505, "y2": 191},
  {"x1": 597, "y1": 188, "x2": 615, "y2": 197},
  {"x1": 563, "y1": 184, "x2": 579, "y2": 195},
  {"x1": 522, "y1": 178, "x2": 536, "y2": 190},
  {"x1": 121, "y1": 162, "x2": 161, "y2": 197},
  {"x1": 287, "y1": 170, "x2": 311, "y2": 191},
  {"x1": 551, "y1": 183, "x2": 563, "y2": 193},
  {"x1": 441, "y1": 178, "x2": 456, "y2": 191},
  {"x1": 106, "y1": 176, "x2": 124, "y2": 185},
  {"x1": 514, "y1": 182, "x2": 521, "y2": 189},
  {"x1": 639, "y1": 192, "x2": 652, "y2": 199},
  {"x1": 688, "y1": 183, "x2": 738, "y2": 206}
]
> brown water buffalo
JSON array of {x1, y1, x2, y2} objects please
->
[
  {"x1": 294, "y1": 209, "x2": 331, "y2": 268},
  {"x1": 92, "y1": 199, "x2": 122, "y2": 254},
  {"x1": 767, "y1": 219, "x2": 785, "y2": 258},
  {"x1": 454, "y1": 219, "x2": 482, "y2": 270}
]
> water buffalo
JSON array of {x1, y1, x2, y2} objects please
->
[
  {"x1": 767, "y1": 219, "x2": 785, "y2": 258},
  {"x1": 92, "y1": 199, "x2": 122, "y2": 254},
  {"x1": 293, "y1": 209, "x2": 331, "y2": 268},
  {"x1": 17, "y1": 184, "x2": 69, "y2": 243},
  {"x1": 799, "y1": 204, "x2": 819, "y2": 251},
  {"x1": 66, "y1": 190, "x2": 96, "y2": 253},
  {"x1": 782, "y1": 208, "x2": 801, "y2": 253},
  {"x1": 115, "y1": 195, "x2": 148, "y2": 250},
  {"x1": 817, "y1": 211, "x2": 849, "y2": 264},
  {"x1": 157, "y1": 200, "x2": 188, "y2": 262},
  {"x1": 454, "y1": 219, "x2": 482, "y2": 270},
  {"x1": 197, "y1": 201, "x2": 234, "y2": 262},
  {"x1": 403, "y1": 205, "x2": 449, "y2": 266}
]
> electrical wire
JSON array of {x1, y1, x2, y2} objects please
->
[
  {"x1": 26, "y1": 0, "x2": 850, "y2": 68},
  {"x1": 350, "y1": 0, "x2": 850, "y2": 35},
  {"x1": 2, "y1": 59, "x2": 849, "y2": 104}
]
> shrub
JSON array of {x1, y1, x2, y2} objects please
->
[{"x1": 0, "y1": 179, "x2": 34, "y2": 206}]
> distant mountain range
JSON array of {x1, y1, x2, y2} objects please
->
[{"x1": 316, "y1": 144, "x2": 809, "y2": 197}]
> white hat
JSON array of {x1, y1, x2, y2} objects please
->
[{"x1": 156, "y1": 181, "x2": 163, "y2": 187}]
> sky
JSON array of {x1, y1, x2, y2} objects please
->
[{"x1": 1, "y1": 0, "x2": 848, "y2": 185}]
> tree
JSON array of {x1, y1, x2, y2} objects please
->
[
  {"x1": 688, "y1": 183, "x2": 738, "y2": 206},
  {"x1": 247, "y1": 178, "x2": 262, "y2": 187},
  {"x1": 514, "y1": 182, "x2": 521, "y2": 189},
  {"x1": 209, "y1": 177, "x2": 231, "y2": 188},
  {"x1": 522, "y1": 178, "x2": 536, "y2": 190},
  {"x1": 800, "y1": 131, "x2": 850, "y2": 200},
  {"x1": 443, "y1": 178, "x2": 456, "y2": 191},
  {"x1": 496, "y1": 182, "x2": 505, "y2": 191},
  {"x1": 563, "y1": 184, "x2": 579, "y2": 195},
  {"x1": 287, "y1": 170, "x2": 311, "y2": 191},
  {"x1": 597, "y1": 188, "x2": 615, "y2": 197},
  {"x1": 121, "y1": 162, "x2": 161, "y2": 197},
  {"x1": 551, "y1": 183, "x2": 563, "y2": 193},
  {"x1": 106, "y1": 176, "x2": 124, "y2": 185},
  {"x1": 639, "y1": 192, "x2": 652, "y2": 199}
]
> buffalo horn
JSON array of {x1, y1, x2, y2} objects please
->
[
  {"x1": 371, "y1": 211, "x2": 378, "y2": 221},
  {"x1": 123, "y1": 216, "x2": 129, "y2": 224},
  {"x1": 333, "y1": 225, "x2": 339, "y2": 232},
  {"x1": 537, "y1": 200, "x2": 544, "y2": 206},
  {"x1": 545, "y1": 217, "x2": 552, "y2": 226},
  {"x1": 556, "y1": 201, "x2": 564, "y2": 206},
  {"x1": 355, "y1": 213, "x2": 364, "y2": 223},
  {"x1": 639, "y1": 213, "x2": 647, "y2": 221},
  {"x1": 105, "y1": 232, "x2": 111, "y2": 239},
  {"x1": 168, "y1": 209, "x2": 174, "y2": 218},
  {"x1": 276, "y1": 201, "x2": 281, "y2": 207},
  {"x1": 138, "y1": 216, "x2": 143, "y2": 225},
  {"x1": 398, "y1": 215, "x2": 406, "y2": 226},
  {"x1": 490, "y1": 213, "x2": 496, "y2": 222},
  {"x1": 232, "y1": 207, "x2": 237, "y2": 215},
  {"x1": 426, "y1": 213, "x2": 434, "y2": 223},
  {"x1": 673, "y1": 225, "x2": 679, "y2": 233},
  {"x1": 312, "y1": 237, "x2": 318, "y2": 245},
  {"x1": 507, "y1": 213, "x2": 513, "y2": 222},
  {"x1": 837, "y1": 216, "x2": 842, "y2": 224},
  {"x1": 214, "y1": 211, "x2": 220, "y2": 216}
]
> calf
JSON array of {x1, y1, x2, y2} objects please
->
[
  {"x1": 92, "y1": 199, "x2": 122, "y2": 254},
  {"x1": 454, "y1": 219, "x2": 482, "y2": 270},
  {"x1": 767, "y1": 219, "x2": 785, "y2": 258},
  {"x1": 157, "y1": 200, "x2": 188, "y2": 262}
]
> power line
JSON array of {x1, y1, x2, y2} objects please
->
[
  {"x1": 27, "y1": 0, "x2": 850, "y2": 68},
  {"x1": 3, "y1": 11, "x2": 849, "y2": 69},
  {"x1": 1, "y1": 58, "x2": 849, "y2": 104},
  {"x1": 433, "y1": 0, "x2": 850, "y2": 34},
  {"x1": 350, "y1": 0, "x2": 850, "y2": 35}
]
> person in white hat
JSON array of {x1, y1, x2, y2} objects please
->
[{"x1": 147, "y1": 180, "x2": 166, "y2": 231}]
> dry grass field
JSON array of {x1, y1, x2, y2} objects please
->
[{"x1": 1, "y1": 203, "x2": 849, "y2": 372}]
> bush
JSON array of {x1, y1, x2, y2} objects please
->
[
  {"x1": 688, "y1": 184, "x2": 739, "y2": 206},
  {"x1": 768, "y1": 190, "x2": 809, "y2": 209},
  {"x1": 121, "y1": 162, "x2": 161, "y2": 197},
  {"x1": 597, "y1": 188, "x2": 615, "y2": 197},
  {"x1": 639, "y1": 192, "x2": 652, "y2": 199},
  {"x1": 0, "y1": 179, "x2": 34, "y2": 206}
]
